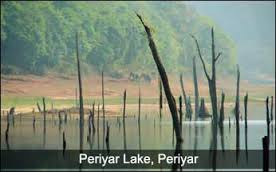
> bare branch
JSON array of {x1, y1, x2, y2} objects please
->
[
  {"x1": 190, "y1": 34, "x2": 211, "y2": 81},
  {"x1": 215, "y1": 52, "x2": 222, "y2": 62}
]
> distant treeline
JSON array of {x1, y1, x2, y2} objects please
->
[{"x1": 1, "y1": 1, "x2": 236, "y2": 77}]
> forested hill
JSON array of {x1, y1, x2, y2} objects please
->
[{"x1": 1, "y1": 1, "x2": 236, "y2": 77}]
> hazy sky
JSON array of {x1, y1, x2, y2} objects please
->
[{"x1": 186, "y1": 1, "x2": 275, "y2": 81}]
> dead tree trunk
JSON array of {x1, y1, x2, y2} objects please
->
[
  {"x1": 179, "y1": 96, "x2": 183, "y2": 136},
  {"x1": 159, "y1": 78, "x2": 163, "y2": 120},
  {"x1": 270, "y1": 96, "x2": 273, "y2": 122},
  {"x1": 92, "y1": 102, "x2": 95, "y2": 133},
  {"x1": 193, "y1": 56, "x2": 199, "y2": 120},
  {"x1": 187, "y1": 96, "x2": 193, "y2": 121},
  {"x1": 137, "y1": 14, "x2": 182, "y2": 142},
  {"x1": 75, "y1": 87, "x2": 78, "y2": 108},
  {"x1": 37, "y1": 103, "x2": 41, "y2": 113},
  {"x1": 180, "y1": 74, "x2": 192, "y2": 120},
  {"x1": 235, "y1": 65, "x2": 240, "y2": 154},
  {"x1": 138, "y1": 86, "x2": 141, "y2": 124},
  {"x1": 191, "y1": 28, "x2": 222, "y2": 127},
  {"x1": 88, "y1": 110, "x2": 95, "y2": 136},
  {"x1": 199, "y1": 98, "x2": 210, "y2": 118},
  {"x1": 42, "y1": 97, "x2": 46, "y2": 130},
  {"x1": 266, "y1": 97, "x2": 270, "y2": 141},
  {"x1": 123, "y1": 90, "x2": 127, "y2": 150},
  {"x1": 76, "y1": 32, "x2": 84, "y2": 151},
  {"x1": 219, "y1": 92, "x2": 225, "y2": 128},
  {"x1": 138, "y1": 86, "x2": 142, "y2": 151},
  {"x1": 244, "y1": 93, "x2": 248, "y2": 129},
  {"x1": 244, "y1": 93, "x2": 249, "y2": 162},
  {"x1": 97, "y1": 103, "x2": 100, "y2": 150},
  {"x1": 63, "y1": 131, "x2": 66, "y2": 158},
  {"x1": 106, "y1": 121, "x2": 110, "y2": 154},
  {"x1": 102, "y1": 70, "x2": 106, "y2": 141}
]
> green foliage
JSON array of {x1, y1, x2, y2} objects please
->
[{"x1": 1, "y1": 1, "x2": 237, "y2": 76}]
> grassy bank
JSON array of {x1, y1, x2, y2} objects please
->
[{"x1": 1, "y1": 95, "x2": 266, "y2": 110}]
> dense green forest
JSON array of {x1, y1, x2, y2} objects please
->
[{"x1": 1, "y1": 1, "x2": 236, "y2": 77}]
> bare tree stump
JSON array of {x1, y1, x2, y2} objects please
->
[
  {"x1": 180, "y1": 74, "x2": 192, "y2": 120},
  {"x1": 199, "y1": 98, "x2": 211, "y2": 118}
]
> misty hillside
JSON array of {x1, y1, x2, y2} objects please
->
[{"x1": 1, "y1": 1, "x2": 237, "y2": 78}]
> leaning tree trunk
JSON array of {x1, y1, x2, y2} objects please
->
[
  {"x1": 137, "y1": 14, "x2": 182, "y2": 142},
  {"x1": 159, "y1": 78, "x2": 163, "y2": 120},
  {"x1": 76, "y1": 32, "x2": 84, "y2": 151},
  {"x1": 193, "y1": 56, "x2": 199, "y2": 120}
]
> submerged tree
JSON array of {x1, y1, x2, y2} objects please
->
[
  {"x1": 192, "y1": 56, "x2": 199, "y2": 120},
  {"x1": 76, "y1": 32, "x2": 84, "y2": 151},
  {"x1": 137, "y1": 13, "x2": 182, "y2": 142},
  {"x1": 191, "y1": 28, "x2": 222, "y2": 126}
]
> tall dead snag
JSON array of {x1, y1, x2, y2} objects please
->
[
  {"x1": 138, "y1": 86, "x2": 141, "y2": 124},
  {"x1": 5, "y1": 108, "x2": 14, "y2": 150},
  {"x1": 235, "y1": 65, "x2": 240, "y2": 160},
  {"x1": 136, "y1": 13, "x2": 182, "y2": 142},
  {"x1": 88, "y1": 110, "x2": 95, "y2": 136},
  {"x1": 76, "y1": 32, "x2": 84, "y2": 151},
  {"x1": 123, "y1": 90, "x2": 127, "y2": 150},
  {"x1": 180, "y1": 74, "x2": 192, "y2": 120},
  {"x1": 92, "y1": 103, "x2": 95, "y2": 133},
  {"x1": 159, "y1": 78, "x2": 163, "y2": 120},
  {"x1": 97, "y1": 104, "x2": 100, "y2": 150},
  {"x1": 266, "y1": 97, "x2": 270, "y2": 141},
  {"x1": 244, "y1": 93, "x2": 248, "y2": 162},
  {"x1": 42, "y1": 97, "x2": 46, "y2": 130},
  {"x1": 106, "y1": 121, "x2": 110, "y2": 153},
  {"x1": 138, "y1": 86, "x2": 142, "y2": 151},
  {"x1": 244, "y1": 93, "x2": 248, "y2": 129},
  {"x1": 179, "y1": 96, "x2": 183, "y2": 136},
  {"x1": 219, "y1": 92, "x2": 225, "y2": 128},
  {"x1": 102, "y1": 70, "x2": 106, "y2": 141},
  {"x1": 270, "y1": 96, "x2": 273, "y2": 122},
  {"x1": 187, "y1": 96, "x2": 193, "y2": 120},
  {"x1": 75, "y1": 87, "x2": 78, "y2": 108},
  {"x1": 193, "y1": 56, "x2": 199, "y2": 120},
  {"x1": 191, "y1": 28, "x2": 222, "y2": 126}
]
